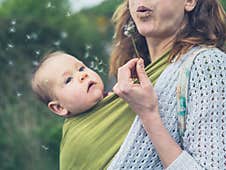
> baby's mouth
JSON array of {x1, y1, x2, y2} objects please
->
[{"x1": 87, "y1": 81, "x2": 96, "y2": 92}]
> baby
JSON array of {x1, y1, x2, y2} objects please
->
[{"x1": 31, "y1": 51, "x2": 105, "y2": 117}]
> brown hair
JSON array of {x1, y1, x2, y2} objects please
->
[
  {"x1": 109, "y1": 0, "x2": 226, "y2": 76},
  {"x1": 31, "y1": 51, "x2": 66, "y2": 105}
]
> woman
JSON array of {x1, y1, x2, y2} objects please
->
[{"x1": 108, "y1": 0, "x2": 225, "y2": 169}]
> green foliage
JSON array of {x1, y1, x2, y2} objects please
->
[
  {"x1": 0, "y1": 0, "x2": 119, "y2": 170},
  {"x1": 0, "y1": 0, "x2": 70, "y2": 23},
  {"x1": 221, "y1": 0, "x2": 226, "y2": 10},
  {"x1": 0, "y1": 0, "x2": 225, "y2": 169}
]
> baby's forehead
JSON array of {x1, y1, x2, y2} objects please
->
[{"x1": 46, "y1": 53, "x2": 82, "y2": 65}]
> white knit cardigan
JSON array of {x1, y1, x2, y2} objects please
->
[{"x1": 108, "y1": 47, "x2": 226, "y2": 170}]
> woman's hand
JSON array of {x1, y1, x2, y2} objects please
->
[
  {"x1": 113, "y1": 58, "x2": 183, "y2": 168},
  {"x1": 113, "y1": 58, "x2": 159, "y2": 120}
]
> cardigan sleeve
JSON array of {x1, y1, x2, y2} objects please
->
[{"x1": 167, "y1": 48, "x2": 226, "y2": 170}]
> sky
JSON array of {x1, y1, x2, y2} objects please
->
[{"x1": 69, "y1": 0, "x2": 106, "y2": 12}]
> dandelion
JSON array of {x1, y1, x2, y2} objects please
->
[{"x1": 123, "y1": 20, "x2": 140, "y2": 58}]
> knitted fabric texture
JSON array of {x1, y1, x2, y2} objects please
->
[{"x1": 107, "y1": 47, "x2": 226, "y2": 170}]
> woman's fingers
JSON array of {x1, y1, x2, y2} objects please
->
[
  {"x1": 136, "y1": 58, "x2": 151, "y2": 87},
  {"x1": 117, "y1": 58, "x2": 139, "y2": 83},
  {"x1": 117, "y1": 58, "x2": 139, "y2": 94}
]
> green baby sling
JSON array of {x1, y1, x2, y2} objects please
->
[{"x1": 60, "y1": 52, "x2": 170, "y2": 170}]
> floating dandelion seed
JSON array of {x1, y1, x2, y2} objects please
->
[
  {"x1": 11, "y1": 19, "x2": 16, "y2": 25},
  {"x1": 8, "y1": 60, "x2": 14, "y2": 66},
  {"x1": 123, "y1": 20, "x2": 140, "y2": 58},
  {"x1": 84, "y1": 44, "x2": 92, "y2": 59},
  {"x1": 41, "y1": 145, "x2": 49, "y2": 151},
  {"x1": 61, "y1": 31, "x2": 68, "y2": 39},
  {"x1": 53, "y1": 40, "x2": 61, "y2": 46},
  {"x1": 66, "y1": 12, "x2": 71, "y2": 17},
  {"x1": 85, "y1": 44, "x2": 91, "y2": 50},
  {"x1": 94, "y1": 56, "x2": 99, "y2": 62},
  {"x1": 31, "y1": 32, "x2": 38, "y2": 40},
  {"x1": 90, "y1": 61, "x2": 95, "y2": 68},
  {"x1": 99, "y1": 60, "x2": 103, "y2": 65},
  {"x1": 32, "y1": 60, "x2": 39, "y2": 66},
  {"x1": 46, "y1": 2, "x2": 52, "y2": 8},
  {"x1": 7, "y1": 43, "x2": 14, "y2": 48},
  {"x1": 35, "y1": 50, "x2": 40, "y2": 55},
  {"x1": 26, "y1": 34, "x2": 31, "y2": 40},
  {"x1": 9, "y1": 27, "x2": 16, "y2": 33},
  {"x1": 16, "y1": 92, "x2": 22, "y2": 97},
  {"x1": 84, "y1": 52, "x2": 89, "y2": 59}
]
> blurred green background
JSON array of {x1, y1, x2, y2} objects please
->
[{"x1": 0, "y1": 0, "x2": 225, "y2": 170}]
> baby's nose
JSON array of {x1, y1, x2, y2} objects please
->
[{"x1": 79, "y1": 72, "x2": 88, "y2": 81}]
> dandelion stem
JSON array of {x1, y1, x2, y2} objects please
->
[{"x1": 131, "y1": 37, "x2": 140, "y2": 58}]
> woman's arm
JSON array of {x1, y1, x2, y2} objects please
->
[
  {"x1": 113, "y1": 49, "x2": 226, "y2": 169},
  {"x1": 113, "y1": 58, "x2": 182, "y2": 168}
]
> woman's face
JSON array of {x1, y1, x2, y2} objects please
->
[{"x1": 129, "y1": 0, "x2": 186, "y2": 39}]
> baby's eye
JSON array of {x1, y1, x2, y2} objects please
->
[
  {"x1": 65, "y1": 77, "x2": 72, "y2": 84},
  {"x1": 79, "y1": 66, "x2": 85, "y2": 72}
]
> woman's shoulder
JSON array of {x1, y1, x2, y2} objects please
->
[
  {"x1": 187, "y1": 46, "x2": 226, "y2": 83},
  {"x1": 191, "y1": 46, "x2": 226, "y2": 67},
  {"x1": 183, "y1": 46, "x2": 226, "y2": 69}
]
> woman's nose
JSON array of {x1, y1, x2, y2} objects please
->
[{"x1": 79, "y1": 72, "x2": 88, "y2": 81}]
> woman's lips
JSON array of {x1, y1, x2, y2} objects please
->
[
  {"x1": 136, "y1": 6, "x2": 152, "y2": 12},
  {"x1": 136, "y1": 6, "x2": 153, "y2": 19}
]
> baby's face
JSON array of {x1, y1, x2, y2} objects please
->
[{"x1": 42, "y1": 54, "x2": 104, "y2": 116}]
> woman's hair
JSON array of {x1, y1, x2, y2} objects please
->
[{"x1": 109, "y1": 0, "x2": 226, "y2": 76}]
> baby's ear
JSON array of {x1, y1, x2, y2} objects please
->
[
  {"x1": 48, "y1": 101, "x2": 68, "y2": 117},
  {"x1": 184, "y1": 0, "x2": 197, "y2": 12}
]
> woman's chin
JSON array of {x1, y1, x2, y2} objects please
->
[{"x1": 137, "y1": 28, "x2": 154, "y2": 37}]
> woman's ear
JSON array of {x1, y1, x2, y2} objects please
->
[
  {"x1": 48, "y1": 101, "x2": 69, "y2": 117},
  {"x1": 184, "y1": 0, "x2": 197, "y2": 12}
]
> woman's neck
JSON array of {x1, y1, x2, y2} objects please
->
[{"x1": 146, "y1": 36, "x2": 175, "y2": 63}]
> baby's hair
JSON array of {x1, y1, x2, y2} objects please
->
[{"x1": 31, "y1": 51, "x2": 66, "y2": 105}]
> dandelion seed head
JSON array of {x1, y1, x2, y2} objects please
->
[{"x1": 123, "y1": 20, "x2": 136, "y2": 37}]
